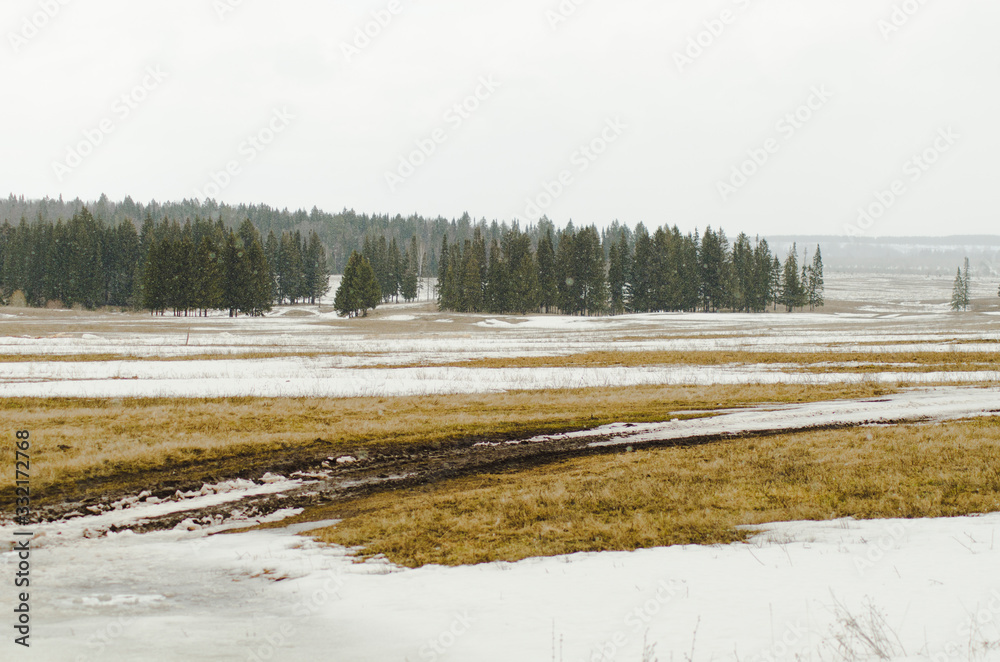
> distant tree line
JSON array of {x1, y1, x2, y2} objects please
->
[
  {"x1": 0, "y1": 196, "x2": 825, "y2": 318},
  {"x1": 0, "y1": 208, "x2": 328, "y2": 315},
  {"x1": 0, "y1": 193, "x2": 473, "y2": 274},
  {"x1": 436, "y1": 224, "x2": 824, "y2": 316}
]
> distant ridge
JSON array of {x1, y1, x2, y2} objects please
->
[{"x1": 766, "y1": 236, "x2": 1000, "y2": 276}]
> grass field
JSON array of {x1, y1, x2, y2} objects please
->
[
  {"x1": 2, "y1": 382, "x2": 895, "y2": 508},
  {"x1": 310, "y1": 417, "x2": 1000, "y2": 567}
]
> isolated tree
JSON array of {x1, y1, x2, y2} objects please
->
[
  {"x1": 952, "y1": 267, "x2": 968, "y2": 311},
  {"x1": 808, "y1": 245, "x2": 825, "y2": 310},
  {"x1": 963, "y1": 257, "x2": 971, "y2": 310}
]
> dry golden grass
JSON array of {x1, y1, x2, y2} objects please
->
[
  {"x1": 389, "y1": 349, "x2": 1000, "y2": 371},
  {"x1": 312, "y1": 417, "x2": 1000, "y2": 568},
  {"x1": 0, "y1": 351, "x2": 364, "y2": 363},
  {"x1": 1, "y1": 383, "x2": 894, "y2": 507}
]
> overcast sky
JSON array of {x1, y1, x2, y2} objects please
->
[{"x1": 1, "y1": 0, "x2": 997, "y2": 236}]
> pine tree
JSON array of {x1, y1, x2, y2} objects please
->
[
  {"x1": 334, "y1": 251, "x2": 381, "y2": 317},
  {"x1": 608, "y1": 232, "x2": 629, "y2": 316},
  {"x1": 769, "y1": 256, "x2": 783, "y2": 311},
  {"x1": 401, "y1": 235, "x2": 420, "y2": 302},
  {"x1": 264, "y1": 231, "x2": 280, "y2": 303},
  {"x1": 484, "y1": 239, "x2": 508, "y2": 313},
  {"x1": 222, "y1": 231, "x2": 252, "y2": 317},
  {"x1": 303, "y1": 231, "x2": 330, "y2": 304},
  {"x1": 808, "y1": 245, "x2": 824, "y2": 310},
  {"x1": 388, "y1": 237, "x2": 403, "y2": 303},
  {"x1": 699, "y1": 227, "x2": 728, "y2": 312},
  {"x1": 504, "y1": 227, "x2": 538, "y2": 314},
  {"x1": 142, "y1": 237, "x2": 171, "y2": 315},
  {"x1": 277, "y1": 232, "x2": 303, "y2": 304},
  {"x1": 781, "y1": 245, "x2": 802, "y2": 312},
  {"x1": 648, "y1": 228, "x2": 670, "y2": 312},
  {"x1": 963, "y1": 257, "x2": 971, "y2": 311},
  {"x1": 173, "y1": 232, "x2": 196, "y2": 315},
  {"x1": 952, "y1": 268, "x2": 967, "y2": 311},
  {"x1": 557, "y1": 226, "x2": 607, "y2": 316},
  {"x1": 106, "y1": 221, "x2": 140, "y2": 308},
  {"x1": 244, "y1": 233, "x2": 272, "y2": 316},
  {"x1": 461, "y1": 232, "x2": 486, "y2": 312},
  {"x1": 731, "y1": 233, "x2": 754, "y2": 313},
  {"x1": 192, "y1": 236, "x2": 223, "y2": 315},
  {"x1": 436, "y1": 236, "x2": 451, "y2": 310},
  {"x1": 629, "y1": 225, "x2": 653, "y2": 313},
  {"x1": 536, "y1": 230, "x2": 558, "y2": 313}
]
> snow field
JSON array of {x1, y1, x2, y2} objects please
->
[{"x1": 4, "y1": 511, "x2": 999, "y2": 661}]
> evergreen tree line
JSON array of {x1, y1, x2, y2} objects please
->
[
  {"x1": 436, "y1": 223, "x2": 825, "y2": 316},
  {"x1": 0, "y1": 195, "x2": 677, "y2": 275},
  {"x1": 0, "y1": 208, "x2": 136, "y2": 309},
  {"x1": 361, "y1": 234, "x2": 425, "y2": 303},
  {"x1": 0, "y1": 209, "x2": 329, "y2": 315},
  {"x1": 0, "y1": 193, "x2": 469, "y2": 274}
]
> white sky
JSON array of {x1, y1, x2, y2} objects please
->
[{"x1": 1, "y1": 0, "x2": 997, "y2": 236}]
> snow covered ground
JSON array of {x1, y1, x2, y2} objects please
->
[
  {"x1": 2, "y1": 273, "x2": 1000, "y2": 660},
  {"x1": 0, "y1": 283, "x2": 997, "y2": 398},
  {"x1": 3, "y1": 387, "x2": 1000, "y2": 660},
  {"x1": 1, "y1": 359, "x2": 999, "y2": 399},
  {"x1": 3, "y1": 511, "x2": 999, "y2": 661}
]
